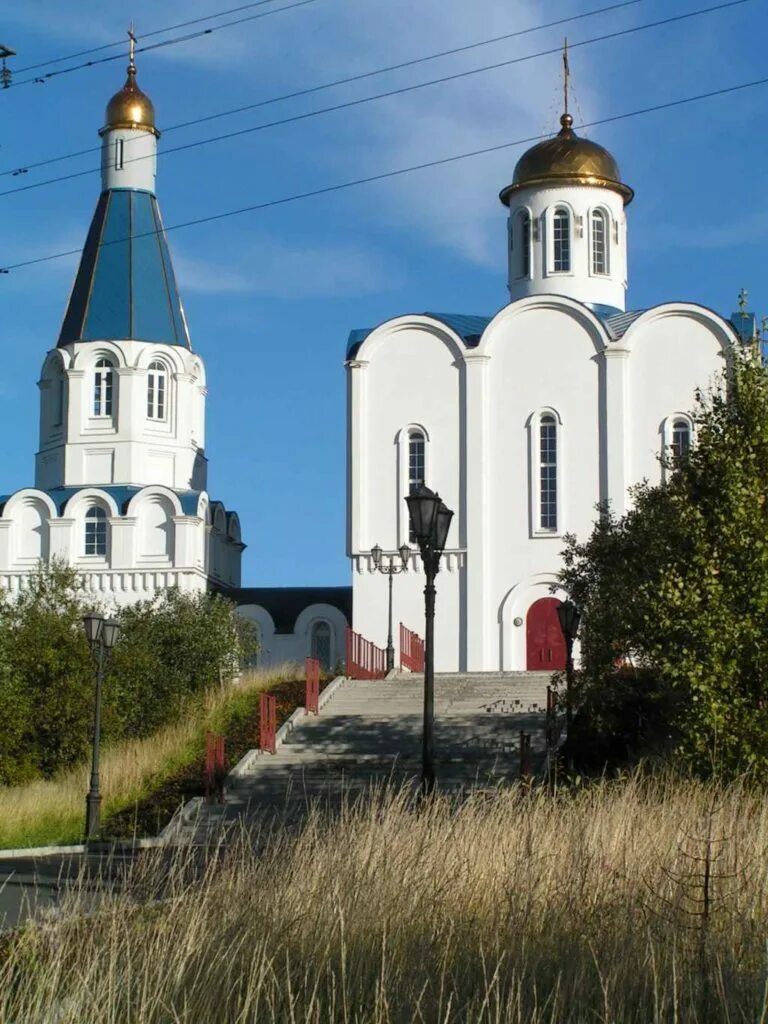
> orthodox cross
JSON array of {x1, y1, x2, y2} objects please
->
[
  {"x1": 563, "y1": 37, "x2": 570, "y2": 116},
  {"x1": 738, "y1": 287, "x2": 749, "y2": 317},
  {"x1": 128, "y1": 24, "x2": 137, "y2": 72}
]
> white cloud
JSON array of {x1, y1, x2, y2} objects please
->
[{"x1": 175, "y1": 237, "x2": 398, "y2": 298}]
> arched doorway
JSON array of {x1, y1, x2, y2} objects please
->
[{"x1": 526, "y1": 597, "x2": 566, "y2": 670}]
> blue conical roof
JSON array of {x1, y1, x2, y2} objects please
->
[{"x1": 58, "y1": 188, "x2": 190, "y2": 348}]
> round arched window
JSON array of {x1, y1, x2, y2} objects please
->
[
  {"x1": 84, "y1": 506, "x2": 108, "y2": 556},
  {"x1": 147, "y1": 361, "x2": 167, "y2": 420},
  {"x1": 93, "y1": 359, "x2": 114, "y2": 418},
  {"x1": 310, "y1": 621, "x2": 333, "y2": 671}
]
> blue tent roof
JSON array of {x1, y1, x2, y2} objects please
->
[{"x1": 58, "y1": 188, "x2": 190, "y2": 348}]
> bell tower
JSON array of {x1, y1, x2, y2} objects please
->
[
  {"x1": 36, "y1": 36, "x2": 207, "y2": 494},
  {"x1": 499, "y1": 44, "x2": 633, "y2": 314}
]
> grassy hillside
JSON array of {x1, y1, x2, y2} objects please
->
[
  {"x1": 1, "y1": 774, "x2": 767, "y2": 1021},
  {"x1": 0, "y1": 665, "x2": 303, "y2": 849}
]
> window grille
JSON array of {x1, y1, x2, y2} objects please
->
[
  {"x1": 84, "y1": 507, "x2": 108, "y2": 556},
  {"x1": 539, "y1": 415, "x2": 558, "y2": 530},
  {"x1": 592, "y1": 210, "x2": 608, "y2": 275},
  {"x1": 93, "y1": 359, "x2": 114, "y2": 417},
  {"x1": 553, "y1": 209, "x2": 570, "y2": 272},
  {"x1": 147, "y1": 361, "x2": 167, "y2": 420}
]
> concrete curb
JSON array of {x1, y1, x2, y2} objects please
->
[
  {"x1": 0, "y1": 836, "x2": 166, "y2": 861},
  {"x1": 161, "y1": 676, "x2": 349, "y2": 842}
]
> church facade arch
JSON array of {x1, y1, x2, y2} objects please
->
[{"x1": 497, "y1": 575, "x2": 570, "y2": 672}]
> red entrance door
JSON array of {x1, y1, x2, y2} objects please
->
[{"x1": 526, "y1": 597, "x2": 566, "y2": 670}]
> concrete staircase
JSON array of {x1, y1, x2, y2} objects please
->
[{"x1": 169, "y1": 672, "x2": 556, "y2": 843}]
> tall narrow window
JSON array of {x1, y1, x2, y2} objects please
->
[
  {"x1": 147, "y1": 361, "x2": 167, "y2": 420},
  {"x1": 311, "y1": 621, "x2": 332, "y2": 670},
  {"x1": 539, "y1": 415, "x2": 558, "y2": 531},
  {"x1": 408, "y1": 431, "x2": 426, "y2": 543},
  {"x1": 84, "y1": 507, "x2": 108, "y2": 556},
  {"x1": 552, "y1": 208, "x2": 571, "y2": 272},
  {"x1": 519, "y1": 210, "x2": 531, "y2": 278},
  {"x1": 671, "y1": 419, "x2": 691, "y2": 460},
  {"x1": 93, "y1": 359, "x2": 114, "y2": 417},
  {"x1": 591, "y1": 210, "x2": 608, "y2": 275},
  {"x1": 114, "y1": 138, "x2": 124, "y2": 171}
]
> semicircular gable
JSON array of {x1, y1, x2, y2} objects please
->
[
  {"x1": 126, "y1": 485, "x2": 183, "y2": 518},
  {"x1": 477, "y1": 295, "x2": 610, "y2": 357},
  {"x1": 352, "y1": 315, "x2": 467, "y2": 365},
  {"x1": 1, "y1": 488, "x2": 58, "y2": 520},
  {"x1": 619, "y1": 302, "x2": 736, "y2": 355},
  {"x1": 62, "y1": 487, "x2": 120, "y2": 518}
]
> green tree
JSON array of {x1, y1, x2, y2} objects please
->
[
  {"x1": 107, "y1": 589, "x2": 256, "y2": 738},
  {"x1": 0, "y1": 561, "x2": 95, "y2": 781},
  {"x1": 560, "y1": 347, "x2": 768, "y2": 778}
]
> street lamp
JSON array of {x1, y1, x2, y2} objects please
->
[
  {"x1": 405, "y1": 484, "x2": 454, "y2": 795},
  {"x1": 371, "y1": 542, "x2": 411, "y2": 672},
  {"x1": 82, "y1": 613, "x2": 121, "y2": 841},
  {"x1": 556, "y1": 599, "x2": 581, "y2": 740}
]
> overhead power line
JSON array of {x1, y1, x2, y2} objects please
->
[
  {"x1": 5, "y1": 0, "x2": 319, "y2": 90},
  {"x1": 1, "y1": 0, "x2": 647, "y2": 179},
  {"x1": 4, "y1": 73, "x2": 767, "y2": 275},
  {"x1": 0, "y1": 0, "x2": 750, "y2": 200},
  {"x1": 13, "y1": 0, "x2": 306, "y2": 74}
]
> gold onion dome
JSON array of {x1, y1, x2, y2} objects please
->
[
  {"x1": 103, "y1": 61, "x2": 158, "y2": 136},
  {"x1": 500, "y1": 113, "x2": 632, "y2": 206}
]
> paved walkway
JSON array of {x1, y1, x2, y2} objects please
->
[{"x1": 174, "y1": 672, "x2": 555, "y2": 843}]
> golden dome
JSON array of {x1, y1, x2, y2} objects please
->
[
  {"x1": 103, "y1": 63, "x2": 158, "y2": 136},
  {"x1": 500, "y1": 114, "x2": 632, "y2": 206}
]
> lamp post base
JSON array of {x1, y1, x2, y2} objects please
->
[{"x1": 85, "y1": 791, "x2": 102, "y2": 841}]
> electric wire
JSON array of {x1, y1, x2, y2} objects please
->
[
  {"x1": 1, "y1": 0, "x2": 647, "y2": 179},
  {"x1": 3, "y1": 73, "x2": 767, "y2": 274},
  {"x1": 5, "y1": 0, "x2": 320, "y2": 90},
  {"x1": 0, "y1": 0, "x2": 750, "y2": 200},
  {"x1": 13, "y1": 0, "x2": 308, "y2": 74}
]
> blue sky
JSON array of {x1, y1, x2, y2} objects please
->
[{"x1": 2, "y1": 0, "x2": 767, "y2": 585}]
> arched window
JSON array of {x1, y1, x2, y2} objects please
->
[
  {"x1": 671, "y1": 419, "x2": 691, "y2": 460},
  {"x1": 310, "y1": 620, "x2": 332, "y2": 671},
  {"x1": 518, "y1": 210, "x2": 531, "y2": 278},
  {"x1": 147, "y1": 361, "x2": 167, "y2": 421},
  {"x1": 408, "y1": 430, "x2": 426, "y2": 543},
  {"x1": 591, "y1": 210, "x2": 608, "y2": 275},
  {"x1": 84, "y1": 506, "x2": 108, "y2": 556},
  {"x1": 552, "y1": 208, "x2": 571, "y2": 272},
  {"x1": 93, "y1": 359, "x2": 114, "y2": 418},
  {"x1": 539, "y1": 415, "x2": 558, "y2": 531}
]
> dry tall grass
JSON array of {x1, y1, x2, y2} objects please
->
[
  {"x1": 0, "y1": 665, "x2": 297, "y2": 849},
  {"x1": 3, "y1": 774, "x2": 768, "y2": 1022}
]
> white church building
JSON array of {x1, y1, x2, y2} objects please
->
[
  {"x1": 347, "y1": 110, "x2": 743, "y2": 672},
  {"x1": 0, "y1": 53, "x2": 244, "y2": 604}
]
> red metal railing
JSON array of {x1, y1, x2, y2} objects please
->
[
  {"x1": 399, "y1": 622, "x2": 425, "y2": 673},
  {"x1": 204, "y1": 731, "x2": 225, "y2": 803},
  {"x1": 260, "y1": 693, "x2": 277, "y2": 754},
  {"x1": 345, "y1": 627, "x2": 386, "y2": 680},
  {"x1": 305, "y1": 657, "x2": 320, "y2": 714}
]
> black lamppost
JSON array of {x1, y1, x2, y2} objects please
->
[
  {"x1": 405, "y1": 485, "x2": 454, "y2": 795},
  {"x1": 82, "y1": 613, "x2": 121, "y2": 841},
  {"x1": 371, "y1": 542, "x2": 411, "y2": 672},
  {"x1": 556, "y1": 599, "x2": 581, "y2": 738}
]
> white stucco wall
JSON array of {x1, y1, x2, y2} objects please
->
[{"x1": 348, "y1": 297, "x2": 736, "y2": 672}]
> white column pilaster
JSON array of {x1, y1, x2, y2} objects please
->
[
  {"x1": 463, "y1": 352, "x2": 490, "y2": 670},
  {"x1": 603, "y1": 346, "x2": 630, "y2": 515},
  {"x1": 346, "y1": 360, "x2": 368, "y2": 556}
]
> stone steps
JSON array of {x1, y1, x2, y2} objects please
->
[{"x1": 171, "y1": 672, "x2": 557, "y2": 844}]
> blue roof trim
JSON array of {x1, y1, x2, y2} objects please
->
[
  {"x1": 0, "y1": 486, "x2": 208, "y2": 517},
  {"x1": 346, "y1": 311, "x2": 492, "y2": 359},
  {"x1": 58, "y1": 188, "x2": 191, "y2": 349}
]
